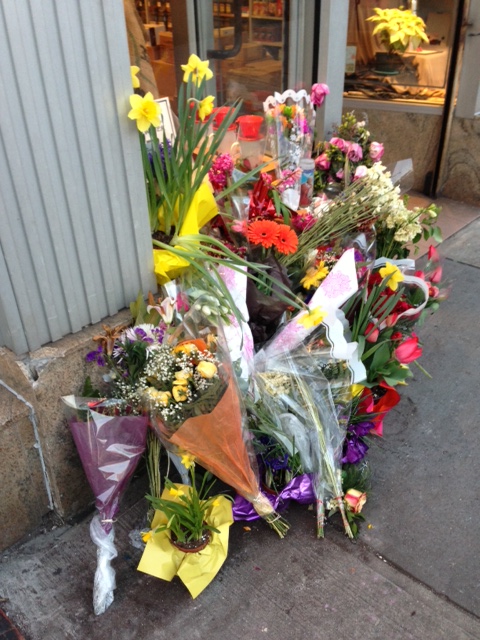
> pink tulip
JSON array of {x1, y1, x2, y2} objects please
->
[
  {"x1": 394, "y1": 334, "x2": 423, "y2": 364},
  {"x1": 428, "y1": 245, "x2": 440, "y2": 261},
  {"x1": 310, "y1": 83, "x2": 330, "y2": 107},
  {"x1": 369, "y1": 141, "x2": 384, "y2": 161},
  {"x1": 430, "y1": 265, "x2": 443, "y2": 283}
]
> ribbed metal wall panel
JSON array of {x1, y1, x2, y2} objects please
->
[{"x1": 0, "y1": 0, "x2": 155, "y2": 354}]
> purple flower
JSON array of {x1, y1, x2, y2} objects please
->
[
  {"x1": 350, "y1": 421, "x2": 375, "y2": 437},
  {"x1": 342, "y1": 435, "x2": 369, "y2": 464},
  {"x1": 85, "y1": 345, "x2": 106, "y2": 367},
  {"x1": 310, "y1": 83, "x2": 330, "y2": 107}
]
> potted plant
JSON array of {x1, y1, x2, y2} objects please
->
[
  {"x1": 366, "y1": 8, "x2": 429, "y2": 74},
  {"x1": 146, "y1": 453, "x2": 226, "y2": 552}
]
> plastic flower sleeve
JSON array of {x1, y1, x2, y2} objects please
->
[
  {"x1": 150, "y1": 309, "x2": 289, "y2": 537},
  {"x1": 62, "y1": 396, "x2": 149, "y2": 615},
  {"x1": 254, "y1": 347, "x2": 353, "y2": 538}
]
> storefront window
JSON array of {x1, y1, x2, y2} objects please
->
[{"x1": 344, "y1": 0, "x2": 458, "y2": 105}]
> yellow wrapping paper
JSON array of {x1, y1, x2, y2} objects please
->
[
  {"x1": 153, "y1": 183, "x2": 218, "y2": 285},
  {"x1": 137, "y1": 487, "x2": 233, "y2": 598}
]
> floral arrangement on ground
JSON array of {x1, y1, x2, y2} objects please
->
[{"x1": 64, "y1": 55, "x2": 449, "y2": 613}]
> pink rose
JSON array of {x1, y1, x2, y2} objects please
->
[
  {"x1": 394, "y1": 334, "x2": 423, "y2": 364},
  {"x1": 310, "y1": 83, "x2": 329, "y2": 107},
  {"x1": 329, "y1": 136, "x2": 348, "y2": 152},
  {"x1": 369, "y1": 141, "x2": 384, "y2": 161},
  {"x1": 353, "y1": 165, "x2": 368, "y2": 181},
  {"x1": 344, "y1": 489, "x2": 367, "y2": 514},
  {"x1": 336, "y1": 169, "x2": 344, "y2": 180},
  {"x1": 347, "y1": 142, "x2": 363, "y2": 162},
  {"x1": 315, "y1": 153, "x2": 331, "y2": 171}
]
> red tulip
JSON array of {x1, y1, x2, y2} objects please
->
[
  {"x1": 428, "y1": 245, "x2": 440, "y2": 261},
  {"x1": 365, "y1": 322, "x2": 379, "y2": 343},
  {"x1": 430, "y1": 266, "x2": 443, "y2": 284},
  {"x1": 394, "y1": 334, "x2": 423, "y2": 364}
]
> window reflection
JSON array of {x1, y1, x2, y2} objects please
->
[{"x1": 344, "y1": 0, "x2": 458, "y2": 104}]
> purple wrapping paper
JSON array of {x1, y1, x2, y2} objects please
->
[{"x1": 233, "y1": 474, "x2": 315, "y2": 521}]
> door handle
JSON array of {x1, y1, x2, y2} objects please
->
[{"x1": 207, "y1": 0, "x2": 243, "y2": 59}]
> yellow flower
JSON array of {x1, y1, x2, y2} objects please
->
[
  {"x1": 130, "y1": 65, "x2": 140, "y2": 89},
  {"x1": 197, "y1": 95, "x2": 215, "y2": 121},
  {"x1": 300, "y1": 262, "x2": 329, "y2": 290},
  {"x1": 297, "y1": 306, "x2": 326, "y2": 329},
  {"x1": 196, "y1": 361, "x2": 218, "y2": 379},
  {"x1": 174, "y1": 343, "x2": 198, "y2": 356},
  {"x1": 128, "y1": 92, "x2": 161, "y2": 132},
  {"x1": 379, "y1": 262, "x2": 404, "y2": 292},
  {"x1": 168, "y1": 486, "x2": 184, "y2": 498},
  {"x1": 144, "y1": 388, "x2": 171, "y2": 406},
  {"x1": 180, "y1": 453, "x2": 195, "y2": 470},
  {"x1": 172, "y1": 385, "x2": 188, "y2": 402},
  {"x1": 211, "y1": 498, "x2": 220, "y2": 508},
  {"x1": 141, "y1": 529, "x2": 153, "y2": 542},
  {"x1": 350, "y1": 384, "x2": 365, "y2": 398},
  {"x1": 181, "y1": 54, "x2": 213, "y2": 84},
  {"x1": 174, "y1": 370, "x2": 192, "y2": 383}
]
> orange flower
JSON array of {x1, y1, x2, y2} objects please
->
[
  {"x1": 273, "y1": 224, "x2": 298, "y2": 255},
  {"x1": 246, "y1": 220, "x2": 279, "y2": 249}
]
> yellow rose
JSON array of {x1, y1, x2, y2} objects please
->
[
  {"x1": 174, "y1": 370, "x2": 192, "y2": 383},
  {"x1": 196, "y1": 361, "x2": 218, "y2": 379},
  {"x1": 144, "y1": 388, "x2": 172, "y2": 406},
  {"x1": 172, "y1": 385, "x2": 188, "y2": 402},
  {"x1": 174, "y1": 343, "x2": 198, "y2": 356},
  {"x1": 344, "y1": 489, "x2": 367, "y2": 514}
]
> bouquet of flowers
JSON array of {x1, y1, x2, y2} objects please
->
[
  {"x1": 62, "y1": 396, "x2": 148, "y2": 615},
  {"x1": 145, "y1": 309, "x2": 290, "y2": 537},
  {"x1": 313, "y1": 112, "x2": 385, "y2": 195}
]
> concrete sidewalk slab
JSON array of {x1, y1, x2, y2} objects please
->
[
  {"x1": 360, "y1": 240, "x2": 480, "y2": 615},
  {"x1": 0, "y1": 493, "x2": 479, "y2": 640}
]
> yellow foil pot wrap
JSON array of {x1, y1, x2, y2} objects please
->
[{"x1": 137, "y1": 487, "x2": 233, "y2": 599}]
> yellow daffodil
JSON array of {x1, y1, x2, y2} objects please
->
[
  {"x1": 128, "y1": 92, "x2": 161, "y2": 132},
  {"x1": 297, "y1": 306, "x2": 326, "y2": 329},
  {"x1": 130, "y1": 65, "x2": 140, "y2": 89},
  {"x1": 168, "y1": 486, "x2": 184, "y2": 498},
  {"x1": 197, "y1": 95, "x2": 215, "y2": 121},
  {"x1": 196, "y1": 361, "x2": 218, "y2": 379},
  {"x1": 181, "y1": 54, "x2": 213, "y2": 84},
  {"x1": 180, "y1": 453, "x2": 196, "y2": 470},
  {"x1": 141, "y1": 529, "x2": 153, "y2": 543},
  {"x1": 172, "y1": 385, "x2": 188, "y2": 402},
  {"x1": 300, "y1": 262, "x2": 329, "y2": 290},
  {"x1": 379, "y1": 262, "x2": 404, "y2": 291}
]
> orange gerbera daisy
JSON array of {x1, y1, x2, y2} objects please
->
[
  {"x1": 273, "y1": 224, "x2": 298, "y2": 255},
  {"x1": 246, "y1": 220, "x2": 279, "y2": 249}
]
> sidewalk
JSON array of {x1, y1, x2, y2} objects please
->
[{"x1": 1, "y1": 196, "x2": 479, "y2": 640}]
